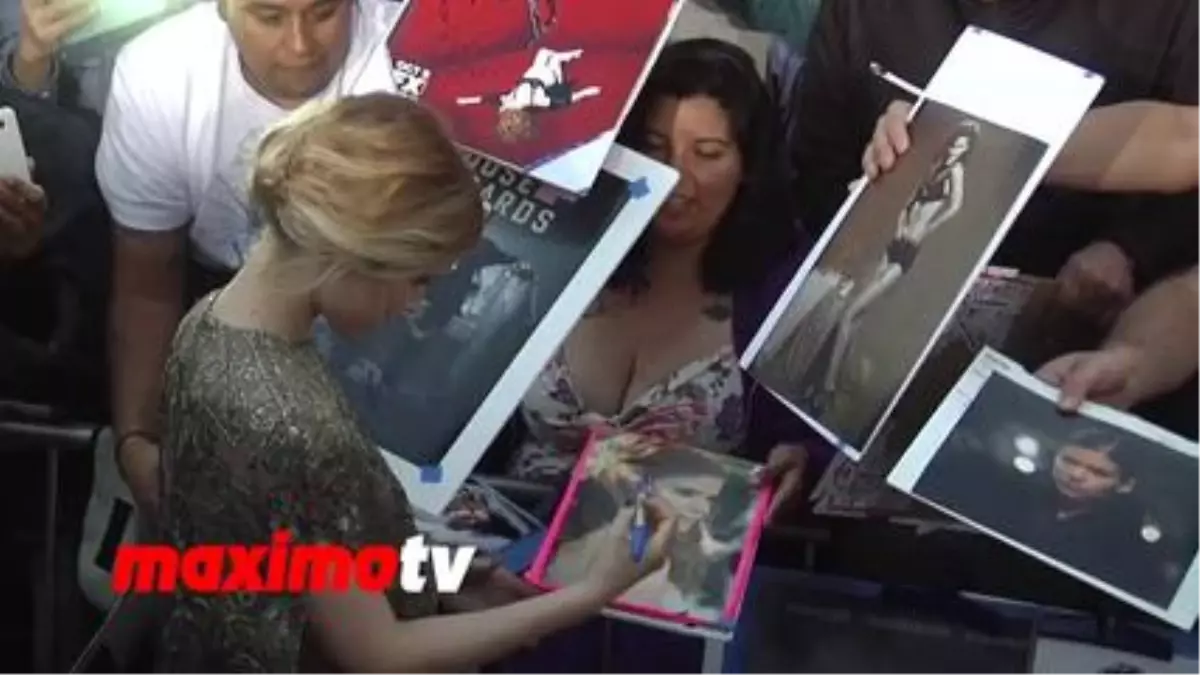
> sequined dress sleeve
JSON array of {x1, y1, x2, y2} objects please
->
[{"x1": 155, "y1": 299, "x2": 438, "y2": 672}]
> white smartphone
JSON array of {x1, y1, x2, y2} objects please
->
[{"x1": 0, "y1": 108, "x2": 32, "y2": 183}]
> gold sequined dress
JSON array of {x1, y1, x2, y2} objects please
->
[{"x1": 155, "y1": 295, "x2": 437, "y2": 672}]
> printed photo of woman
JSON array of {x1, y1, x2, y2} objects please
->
[
  {"x1": 748, "y1": 100, "x2": 1047, "y2": 452},
  {"x1": 544, "y1": 436, "x2": 758, "y2": 622}
]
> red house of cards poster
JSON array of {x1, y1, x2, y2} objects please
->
[{"x1": 388, "y1": 0, "x2": 683, "y2": 194}]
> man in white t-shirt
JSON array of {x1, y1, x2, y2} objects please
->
[{"x1": 96, "y1": 0, "x2": 404, "y2": 514}]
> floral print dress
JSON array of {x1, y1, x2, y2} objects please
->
[{"x1": 510, "y1": 344, "x2": 746, "y2": 484}]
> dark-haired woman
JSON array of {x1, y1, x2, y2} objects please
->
[{"x1": 500, "y1": 39, "x2": 828, "y2": 673}]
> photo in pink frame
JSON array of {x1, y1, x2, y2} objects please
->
[{"x1": 526, "y1": 429, "x2": 774, "y2": 631}]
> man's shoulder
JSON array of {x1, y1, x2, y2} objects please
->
[{"x1": 112, "y1": 3, "x2": 227, "y2": 97}]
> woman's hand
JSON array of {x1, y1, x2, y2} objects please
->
[
  {"x1": 863, "y1": 100, "x2": 914, "y2": 180},
  {"x1": 755, "y1": 443, "x2": 809, "y2": 524},
  {"x1": 585, "y1": 504, "x2": 675, "y2": 599}
]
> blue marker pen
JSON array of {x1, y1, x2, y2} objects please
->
[{"x1": 629, "y1": 480, "x2": 651, "y2": 563}]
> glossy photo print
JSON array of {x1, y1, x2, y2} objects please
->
[
  {"x1": 387, "y1": 0, "x2": 683, "y2": 193},
  {"x1": 746, "y1": 101, "x2": 1046, "y2": 454},
  {"x1": 740, "y1": 27, "x2": 1103, "y2": 458},
  {"x1": 529, "y1": 431, "x2": 771, "y2": 631},
  {"x1": 890, "y1": 349, "x2": 1199, "y2": 629}
]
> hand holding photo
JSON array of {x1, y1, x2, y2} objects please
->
[
  {"x1": 740, "y1": 27, "x2": 1105, "y2": 458},
  {"x1": 527, "y1": 430, "x2": 772, "y2": 635},
  {"x1": 888, "y1": 348, "x2": 1199, "y2": 630}
]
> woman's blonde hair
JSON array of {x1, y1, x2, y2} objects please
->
[{"x1": 249, "y1": 92, "x2": 484, "y2": 288}]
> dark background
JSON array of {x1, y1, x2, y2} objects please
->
[{"x1": 737, "y1": 570, "x2": 1035, "y2": 673}]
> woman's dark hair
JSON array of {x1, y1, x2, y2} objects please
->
[
  {"x1": 933, "y1": 120, "x2": 981, "y2": 172},
  {"x1": 609, "y1": 38, "x2": 798, "y2": 295}
]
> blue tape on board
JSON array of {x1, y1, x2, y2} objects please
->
[
  {"x1": 501, "y1": 532, "x2": 545, "y2": 573},
  {"x1": 419, "y1": 466, "x2": 443, "y2": 483},
  {"x1": 628, "y1": 177, "x2": 650, "y2": 199}
]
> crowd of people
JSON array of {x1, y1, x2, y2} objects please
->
[{"x1": 0, "y1": 0, "x2": 1196, "y2": 671}]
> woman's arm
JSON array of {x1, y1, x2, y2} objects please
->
[
  {"x1": 308, "y1": 580, "x2": 610, "y2": 673},
  {"x1": 1049, "y1": 101, "x2": 1199, "y2": 194}
]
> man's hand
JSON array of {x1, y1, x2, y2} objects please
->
[
  {"x1": 754, "y1": 443, "x2": 809, "y2": 524},
  {"x1": 117, "y1": 435, "x2": 162, "y2": 516},
  {"x1": 1036, "y1": 344, "x2": 1147, "y2": 412},
  {"x1": 15, "y1": 0, "x2": 96, "y2": 89},
  {"x1": 0, "y1": 177, "x2": 46, "y2": 261},
  {"x1": 1056, "y1": 241, "x2": 1136, "y2": 321},
  {"x1": 863, "y1": 100, "x2": 914, "y2": 180}
]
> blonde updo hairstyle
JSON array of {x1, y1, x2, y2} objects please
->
[{"x1": 248, "y1": 92, "x2": 484, "y2": 291}]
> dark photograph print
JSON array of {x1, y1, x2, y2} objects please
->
[
  {"x1": 749, "y1": 100, "x2": 1047, "y2": 452},
  {"x1": 910, "y1": 373, "x2": 1199, "y2": 615},
  {"x1": 315, "y1": 154, "x2": 630, "y2": 466}
]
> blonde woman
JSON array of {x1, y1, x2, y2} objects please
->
[{"x1": 156, "y1": 93, "x2": 673, "y2": 672}]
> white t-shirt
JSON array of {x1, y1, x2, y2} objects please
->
[{"x1": 95, "y1": 0, "x2": 405, "y2": 270}]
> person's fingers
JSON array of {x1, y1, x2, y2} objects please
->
[
  {"x1": 609, "y1": 503, "x2": 635, "y2": 536},
  {"x1": 0, "y1": 199, "x2": 20, "y2": 235},
  {"x1": 642, "y1": 514, "x2": 676, "y2": 572},
  {"x1": 47, "y1": 3, "x2": 96, "y2": 39},
  {"x1": 1057, "y1": 354, "x2": 1125, "y2": 412},
  {"x1": 870, "y1": 119, "x2": 897, "y2": 172},
  {"x1": 757, "y1": 446, "x2": 791, "y2": 483},
  {"x1": 1035, "y1": 353, "x2": 1079, "y2": 388},
  {"x1": 862, "y1": 143, "x2": 879, "y2": 179},
  {"x1": 767, "y1": 467, "x2": 804, "y2": 524},
  {"x1": 9, "y1": 179, "x2": 44, "y2": 206},
  {"x1": 885, "y1": 99, "x2": 913, "y2": 119},
  {"x1": 7, "y1": 183, "x2": 44, "y2": 233},
  {"x1": 1055, "y1": 267, "x2": 1083, "y2": 309},
  {"x1": 883, "y1": 109, "x2": 911, "y2": 155}
]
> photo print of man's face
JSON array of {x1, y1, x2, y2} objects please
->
[{"x1": 1052, "y1": 435, "x2": 1134, "y2": 503}]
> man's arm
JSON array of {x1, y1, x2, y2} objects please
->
[
  {"x1": 1102, "y1": 266, "x2": 1199, "y2": 399},
  {"x1": 108, "y1": 226, "x2": 186, "y2": 503},
  {"x1": 1049, "y1": 102, "x2": 1198, "y2": 194},
  {"x1": 95, "y1": 42, "x2": 191, "y2": 510}
]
